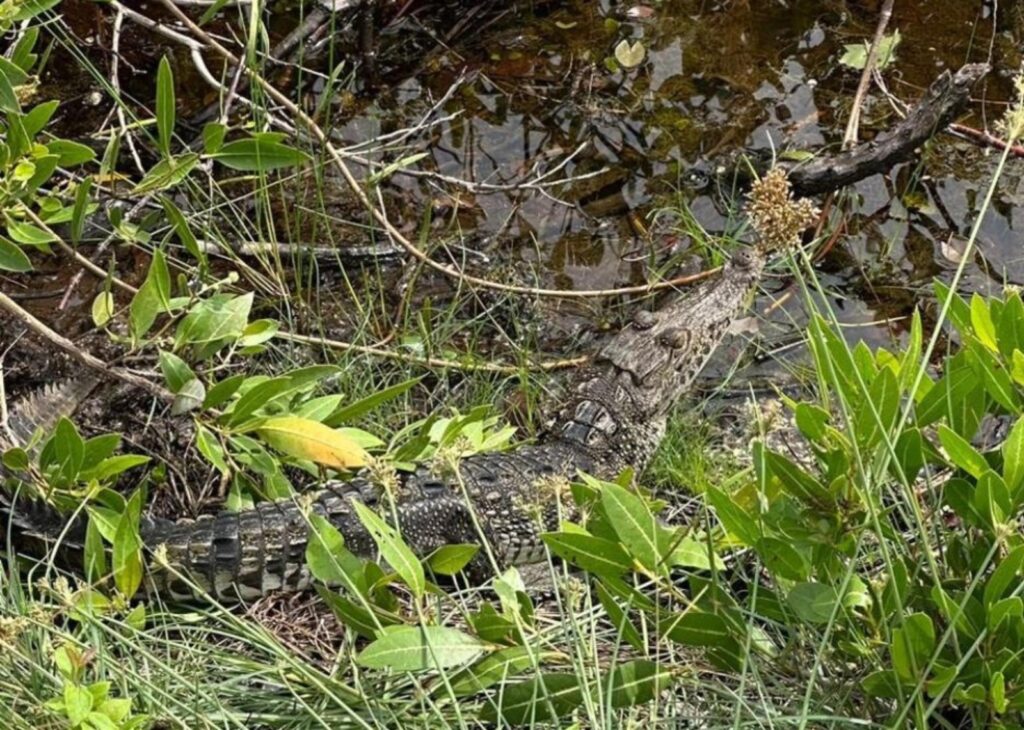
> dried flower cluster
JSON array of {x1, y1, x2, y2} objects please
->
[
  {"x1": 746, "y1": 168, "x2": 819, "y2": 250},
  {"x1": 996, "y1": 75, "x2": 1024, "y2": 142}
]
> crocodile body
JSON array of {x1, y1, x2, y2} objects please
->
[{"x1": 0, "y1": 246, "x2": 764, "y2": 601}]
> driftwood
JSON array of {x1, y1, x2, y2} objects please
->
[{"x1": 786, "y1": 63, "x2": 989, "y2": 196}]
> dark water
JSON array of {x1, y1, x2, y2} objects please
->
[{"x1": 26, "y1": 1, "x2": 1024, "y2": 382}]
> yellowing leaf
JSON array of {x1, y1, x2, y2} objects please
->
[
  {"x1": 614, "y1": 40, "x2": 646, "y2": 69},
  {"x1": 256, "y1": 416, "x2": 368, "y2": 468}
]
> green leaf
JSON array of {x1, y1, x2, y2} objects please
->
[
  {"x1": 706, "y1": 487, "x2": 760, "y2": 546},
  {"x1": 195, "y1": 425, "x2": 229, "y2": 475},
  {"x1": 479, "y1": 673, "x2": 582, "y2": 724},
  {"x1": 160, "y1": 197, "x2": 204, "y2": 266},
  {"x1": 72, "y1": 177, "x2": 94, "y2": 245},
  {"x1": 426, "y1": 544, "x2": 480, "y2": 575},
  {"x1": 599, "y1": 481, "x2": 660, "y2": 573},
  {"x1": 7, "y1": 220, "x2": 56, "y2": 247},
  {"x1": 446, "y1": 646, "x2": 547, "y2": 696},
  {"x1": 158, "y1": 350, "x2": 195, "y2": 393},
  {"x1": 64, "y1": 684, "x2": 94, "y2": 726},
  {"x1": 839, "y1": 30, "x2": 901, "y2": 70},
  {"x1": 209, "y1": 135, "x2": 310, "y2": 171},
  {"x1": 13, "y1": 0, "x2": 61, "y2": 21},
  {"x1": 984, "y1": 545, "x2": 1024, "y2": 607},
  {"x1": 306, "y1": 514, "x2": 369, "y2": 592},
  {"x1": 84, "y1": 518, "x2": 107, "y2": 584},
  {"x1": 156, "y1": 57, "x2": 175, "y2": 158},
  {"x1": 324, "y1": 377, "x2": 420, "y2": 426},
  {"x1": 662, "y1": 610, "x2": 733, "y2": 648},
  {"x1": 130, "y1": 249, "x2": 171, "y2": 339},
  {"x1": 80, "y1": 455, "x2": 150, "y2": 483},
  {"x1": 352, "y1": 501, "x2": 425, "y2": 596},
  {"x1": 595, "y1": 580, "x2": 644, "y2": 651},
  {"x1": 541, "y1": 531, "x2": 632, "y2": 577},
  {"x1": 756, "y1": 536, "x2": 809, "y2": 581},
  {"x1": 891, "y1": 613, "x2": 935, "y2": 683},
  {"x1": 132, "y1": 153, "x2": 199, "y2": 194},
  {"x1": 0, "y1": 66, "x2": 19, "y2": 113},
  {"x1": 938, "y1": 424, "x2": 989, "y2": 478},
  {"x1": 0, "y1": 236, "x2": 31, "y2": 272},
  {"x1": 603, "y1": 660, "x2": 674, "y2": 709},
  {"x1": 1003, "y1": 417, "x2": 1024, "y2": 497},
  {"x1": 11, "y1": 27, "x2": 39, "y2": 71},
  {"x1": 853, "y1": 365, "x2": 899, "y2": 449},
  {"x1": 46, "y1": 139, "x2": 96, "y2": 166},
  {"x1": 203, "y1": 374, "x2": 246, "y2": 410},
  {"x1": 356, "y1": 625, "x2": 487, "y2": 671},
  {"x1": 175, "y1": 293, "x2": 252, "y2": 348},
  {"x1": 22, "y1": 100, "x2": 58, "y2": 137},
  {"x1": 971, "y1": 293, "x2": 999, "y2": 352},
  {"x1": 763, "y1": 449, "x2": 832, "y2": 507},
  {"x1": 113, "y1": 499, "x2": 143, "y2": 597},
  {"x1": 788, "y1": 582, "x2": 840, "y2": 624},
  {"x1": 202, "y1": 123, "x2": 227, "y2": 154}
]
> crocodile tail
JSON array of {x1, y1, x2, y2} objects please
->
[
  {"x1": 7, "y1": 373, "x2": 104, "y2": 445},
  {"x1": 0, "y1": 488, "x2": 90, "y2": 548}
]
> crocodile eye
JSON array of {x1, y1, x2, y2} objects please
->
[
  {"x1": 732, "y1": 248, "x2": 755, "y2": 269},
  {"x1": 659, "y1": 328, "x2": 691, "y2": 349}
]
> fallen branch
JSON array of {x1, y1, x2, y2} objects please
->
[{"x1": 786, "y1": 64, "x2": 989, "y2": 196}]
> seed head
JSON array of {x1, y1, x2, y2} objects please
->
[{"x1": 747, "y1": 168, "x2": 819, "y2": 251}]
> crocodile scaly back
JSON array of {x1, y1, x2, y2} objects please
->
[{"x1": 4, "y1": 373, "x2": 103, "y2": 447}]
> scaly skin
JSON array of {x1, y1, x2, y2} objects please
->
[{"x1": 2, "y1": 248, "x2": 765, "y2": 600}]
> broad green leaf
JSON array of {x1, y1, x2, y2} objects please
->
[
  {"x1": 7, "y1": 220, "x2": 56, "y2": 247},
  {"x1": 131, "y1": 153, "x2": 199, "y2": 195},
  {"x1": 0, "y1": 237, "x2": 31, "y2": 272},
  {"x1": 0, "y1": 67, "x2": 19, "y2": 112},
  {"x1": 46, "y1": 139, "x2": 96, "y2": 166},
  {"x1": 130, "y1": 249, "x2": 171, "y2": 339},
  {"x1": 210, "y1": 136, "x2": 310, "y2": 171},
  {"x1": 446, "y1": 646, "x2": 550, "y2": 696},
  {"x1": 938, "y1": 424, "x2": 989, "y2": 479},
  {"x1": 356, "y1": 626, "x2": 486, "y2": 671},
  {"x1": 156, "y1": 57, "x2": 175, "y2": 158},
  {"x1": 22, "y1": 100, "x2": 58, "y2": 137},
  {"x1": 541, "y1": 531, "x2": 632, "y2": 577},
  {"x1": 175, "y1": 293, "x2": 252, "y2": 348},
  {"x1": 839, "y1": 30, "x2": 900, "y2": 70},
  {"x1": 479, "y1": 673, "x2": 582, "y2": 724},
  {"x1": 158, "y1": 350, "x2": 195, "y2": 393},
  {"x1": 325, "y1": 377, "x2": 420, "y2": 426},
  {"x1": 202, "y1": 123, "x2": 226, "y2": 154},
  {"x1": 306, "y1": 513, "x2": 368, "y2": 594},
  {"x1": 80, "y1": 455, "x2": 150, "y2": 483},
  {"x1": 984, "y1": 545, "x2": 1024, "y2": 607},
  {"x1": 603, "y1": 660, "x2": 674, "y2": 709},
  {"x1": 788, "y1": 582, "x2": 839, "y2": 624},
  {"x1": 84, "y1": 518, "x2": 107, "y2": 584},
  {"x1": 891, "y1": 613, "x2": 935, "y2": 683},
  {"x1": 113, "y1": 500, "x2": 143, "y2": 597},
  {"x1": 352, "y1": 501, "x2": 424, "y2": 596},
  {"x1": 203, "y1": 374, "x2": 245, "y2": 410},
  {"x1": 706, "y1": 486, "x2": 760, "y2": 546},
  {"x1": 257, "y1": 416, "x2": 368, "y2": 469},
  {"x1": 71, "y1": 177, "x2": 93, "y2": 245},
  {"x1": 13, "y1": 0, "x2": 61, "y2": 21},
  {"x1": 171, "y1": 378, "x2": 206, "y2": 416},
  {"x1": 662, "y1": 610, "x2": 733, "y2": 648},
  {"x1": 600, "y1": 482, "x2": 660, "y2": 573},
  {"x1": 64, "y1": 684, "x2": 94, "y2": 726},
  {"x1": 225, "y1": 376, "x2": 293, "y2": 425},
  {"x1": 971, "y1": 293, "x2": 998, "y2": 352},
  {"x1": 160, "y1": 196, "x2": 204, "y2": 266},
  {"x1": 756, "y1": 537, "x2": 809, "y2": 581},
  {"x1": 195, "y1": 425, "x2": 229, "y2": 475},
  {"x1": 426, "y1": 544, "x2": 479, "y2": 575},
  {"x1": 764, "y1": 449, "x2": 832, "y2": 507},
  {"x1": 853, "y1": 365, "x2": 899, "y2": 449},
  {"x1": 1004, "y1": 417, "x2": 1024, "y2": 497}
]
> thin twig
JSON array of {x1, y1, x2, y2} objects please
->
[
  {"x1": 949, "y1": 122, "x2": 1024, "y2": 158},
  {"x1": 843, "y1": 0, "x2": 896, "y2": 148},
  {"x1": 0, "y1": 291, "x2": 173, "y2": 402}
]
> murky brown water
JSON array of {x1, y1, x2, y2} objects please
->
[{"x1": 18, "y1": 0, "x2": 1024, "y2": 387}]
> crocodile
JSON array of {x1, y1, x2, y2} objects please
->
[
  {"x1": 1, "y1": 243, "x2": 766, "y2": 601},
  {"x1": 0, "y1": 63, "x2": 990, "y2": 601}
]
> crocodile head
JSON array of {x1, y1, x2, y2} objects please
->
[{"x1": 584, "y1": 246, "x2": 766, "y2": 427}]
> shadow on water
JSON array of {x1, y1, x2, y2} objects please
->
[{"x1": 22, "y1": 0, "x2": 1024, "y2": 382}]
